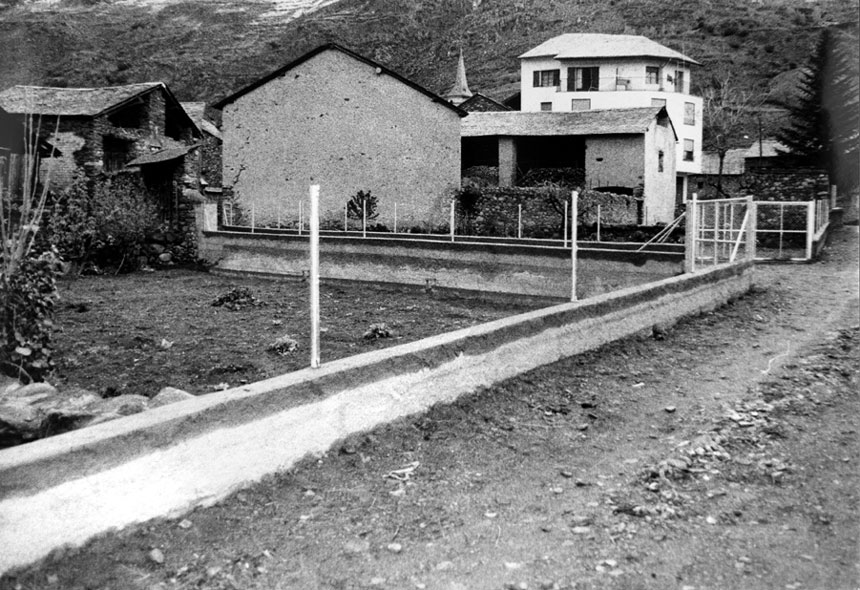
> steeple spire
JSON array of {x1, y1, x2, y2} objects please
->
[{"x1": 444, "y1": 49, "x2": 473, "y2": 106}]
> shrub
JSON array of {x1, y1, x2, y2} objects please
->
[
  {"x1": 346, "y1": 190, "x2": 378, "y2": 221},
  {"x1": 45, "y1": 173, "x2": 160, "y2": 272},
  {"x1": 0, "y1": 253, "x2": 60, "y2": 382}
]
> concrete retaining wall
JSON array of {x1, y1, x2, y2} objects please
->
[
  {"x1": 0, "y1": 260, "x2": 752, "y2": 575},
  {"x1": 201, "y1": 231, "x2": 684, "y2": 299}
]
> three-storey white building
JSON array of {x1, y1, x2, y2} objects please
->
[{"x1": 519, "y1": 33, "x2": 702, "y2": 202}]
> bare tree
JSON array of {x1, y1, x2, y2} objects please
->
[{"x1": 701, "y1": 74, "x2": 763, "y2": 195}]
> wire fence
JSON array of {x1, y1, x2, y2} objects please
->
[{"x1": 686, "y1": 195, "x2": 754, "y2": 272}]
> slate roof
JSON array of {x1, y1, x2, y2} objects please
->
[
  {"x1": 700, "y1": 149, "x2": 747, "y2": 175},
  {"x1": 459, "y1": 93, "x2": 512, "y2": 113},
  {"x1": 461, "y1": 107, "x2": 671, "y2": 138},
  {"x1": 213, "y1": 43, "x2": 467, "y2": 117},
  {"x1": 0, "y1": 83, "x2": 164, "y2": 116},
  {"x1": 180, "y1": 101, "x2": 222, "y2": 140},
  {"x1": 743, "y1": 138, "x2": 788, "y2": 159},
  {"x1": 126, "y1": 145, "x2": 197, "y2": 167},
  {"x1": 519, "y1": 34, "x2": 701, "y2": 66}
]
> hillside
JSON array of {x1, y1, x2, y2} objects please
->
[{"x1": 1, "y1": 0, "x2": 858, "y2": 140}]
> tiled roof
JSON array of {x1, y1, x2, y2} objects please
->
[
  {"x1": 0, "y1": 83, "x2": 163, "y2": 116},
  {"x1": 519, "y1": 34, "x2": 701, "y2": 65},
  {"x1": 461, "y1": 107, "x2": 666, "y2": 137}
]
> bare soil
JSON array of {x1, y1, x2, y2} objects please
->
[
  {"x1": 49, "y1": 273, "x2": 552, "y2": 398},
  {"x1": 2, "y1": 227, "x2": 858, "y2": 590}
]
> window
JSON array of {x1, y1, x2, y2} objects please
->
[
  {"x1": 533, "y1": 69, "x2": 560, "y2": 88},
  {"x1": 646, "y1": 66, "x2": 661, "y2": 85},
  {"x1": 674, "y1": 70, "x2": 685, "y2": 93},
  {"x1": 684, "y1": 102, "x2": 696, "y2": 125},
  {"x1": 651, "y1": 98, "x2": 667, "y2": 107},
  {"x1": 571, "y1": 98, "x2": 591, "y2": 111},
  {"x1": 683, "y1": 139, "x2": 694, "y2": 162},
  {"x1": 567, "y1": 67, "x2": 599, "y2": 91},
  {"x1": 540, "y1": 102, "x2": 553, "y2": 111},
  {"x1": 102, "y1": 136, "x2": 134, "y2": 172},
  {"x1": 658, "y1": 150, "x2": 665, "y2": 172}
]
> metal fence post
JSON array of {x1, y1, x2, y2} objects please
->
[
  {"x1": 309, "y1": 185, "x2": 320, "y2": 369},
  {"x1": 298, "y1": 201, "x2": 303, "y2": 236},
  {"x1": 518, "y1": 203, "x2": 522, "y2": 239},
  {"x1": 571, "y1": 190, "x2": 578, "y2": 301},
  {"x1": 344, "y1": 204, "x2": 348, "y2": 232},
  {"x1": 563, "y1": 200, "x2": 568, "y2": 248},
  {"x1": 394, "y1": 203, "x2": 398, "y2": 234},
  {"x1": 806, "y1": 200, "x2": 815, "y2": 260},
  {"x1": 713, "y1": 201, "x2": 720, "y2": 265},
  {"x1": 362, "y1": 199, "x2": 367, "y2": 239},
  {"x1": 250, "y1": 202, "x2": 255, "y2": 234},
  {"x1": 597, "y1": 204, "x2": 602, "y2": 242},
  {"x1": 450, "y1": 200, "x2": 456, "y2": 242}
]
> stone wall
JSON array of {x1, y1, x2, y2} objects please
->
[
  {"x1": 690, "y1": 167, "x2": 830, "y2": 202},
  {"x1": 456, "y1": 186, "x2": 639, "y2": 238}
]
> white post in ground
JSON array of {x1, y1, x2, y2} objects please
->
[
  {"x1": 806, "y1": 200, "x2": 815, "y2": 260},
  {"x1": 344, "y1": 204, "x2": 348, "y2": 232},
  {"x1": 362, "y1": 199, "x2": 367, "y2": 239},
  {"x1": 250, "y1": 202, "x2": 256, "y2": 233},
  {"x1": 450, "y1": 200, "x2": 456, "y2": 242},
  {"x1": 518, "y1": 204, "x2": 522, "y2": 239},
  {"x1": 563, "y1": 200, "x2": 568, "y2": 248},
  {"x1": 309, "y1": 185, "x2": 321, "y2": 369},
  {"x1": 597, "y1": 204, "x2": 602, "y2": 242},
  {"x1": 394, "y1": 203, "x2": 398, "y2": 234},
  {"x1": 570, "y1": 190, "x2": 578, "y2": 302},
  {"x1": 713, "y1": 201, "x2": 720, "y2": 265},
  {"x1": 277, "y1": 201, "x2": 281, "y2": 229},
  {"x1": 299, "y1": 201, "x2": 303, "y2": 236},
  {"x1": 685, "y1": 193, "x2": 698, "y2": 273},
  {"x1": 746, "y1": 196, "x2": 756, "y2": 262}
]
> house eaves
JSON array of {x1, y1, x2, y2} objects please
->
[
  {"x1": 461, "y1": 107, "x2": 670, "y2": 138},
  {"x1": 519, "y1": 33, "x2": 701, "y2": 66},
  {"x1": 212, "y1": 43, "x2": 468, "y2": 117}
]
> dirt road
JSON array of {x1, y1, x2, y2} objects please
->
[{"x1": 3, "y1": 227, "x2": 858, "y2": 590}]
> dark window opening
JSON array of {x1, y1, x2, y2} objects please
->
[
  {"x1": 108, "y1": 101, "x2": 146, "y2": 129},
  {"x1": 683, "y1": 139, "x2": 694, "y2": 162},
  {"x1": 103, "y1": 136, "x2": 134, "y2": 172},
  {"x1": 646, "y1": 66, "x2": 660, "y2": 85},
  {"x1": 658, "y1": 150, "x2": 665, "y2": 172},
  {"x1": 540, "y1": 102, "x2": 553, "y2": 111},
  {"x1": 567, "y1": 67, "x2": 599, "y2": 92}
]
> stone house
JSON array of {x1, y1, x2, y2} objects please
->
[
  {"x1": 213, "y1": 43, "x2": 466, "y2": 230},
  {"x1": 461, "y1": 107, "x2": 678, "y2": 224},
  {"x1": 518, "y1": 33, "x2": 703, "y2": 202},
  {"x1": 0, "y1": 82, "x2": 202, "y2": 231}
]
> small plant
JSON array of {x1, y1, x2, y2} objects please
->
[
  {"x1": 211, "y1": 287, "x2": 265, "y2": 311},
  {"x1": 268, "y1": 335, "x2": 299, "y2": 356},
  {"x1": 346, "y1": 190, "x2": 378, "y2": 221},
  {"x1": 363, "y1": 323, "x2": 392, "y2": 340}
]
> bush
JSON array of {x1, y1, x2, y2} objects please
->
[
  {"x1": 45, "y1": 173, "x2": 160, "y2": 272},
  {"x1": 346, "y1": 190, "x2": 378, "y2": 221},
  {"x1": 0, "y1": 253, "x2": 60, "y2": 382},
  {"x1": 517, "y1": 168, "x2": 585, "y2": 189}
]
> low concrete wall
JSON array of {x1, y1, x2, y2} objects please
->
[
  {"x1": 0, "y1": 260, "x2": 753, "y2": 575},
  {"x1": 201, "y1": 231, "x2": 684, "y2": 299}
]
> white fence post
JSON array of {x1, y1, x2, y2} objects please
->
[
  {"x1": 299, "y1": 201, "x2": 303, "y2": 236},
  {"x1": 713, "y1": 201, "x2": 719, "y2": 265},
  {"x1": 394, "y1": 203, "x2": 398, "y2": 234},
  {"x1": 250, "y1": 202, "x2": 255, "y2": 234},
  {"x1": 309, "y1": 185, "x2": 320, "y2": 369},
  {"x1": 362, "y1": 199, "x2": 367, "y2": 239},
  {"x1": 277, "y1": 201, "x2": 281, "y2": 229},
  {"x1": 571, "y1": 190, "x2": 578, "y2": 302},
  {"x1": 685, "y1": 193, "x2": 697, "y2": 273},
  {"x1": 517, "y1": 204, "x2": 522, "y2": 239},
  {"x1": 746, "y1": 196, "x2": 756, "y2": 262},
  {"x1": 597, "y1": 204, "x2": 602, "y2": 242},
  {"x1": 806, "y1": 200, "x2": 815, "y2": 260},
  {"x1": 563, "y1": 200, "x2": 568, "y2": 248},
  {"x1": 450, "y1": 200, "x2": 456, "y2": 242},
  {"x1": 344, "y1": 204, "x2": 348, "y2": 232}
]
